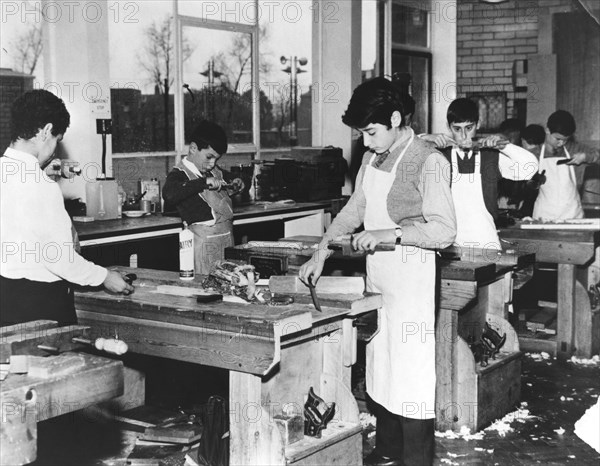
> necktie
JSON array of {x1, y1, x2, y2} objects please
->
[{"x1": 373, "y1": 150, "x2": 390, "y2": 168}]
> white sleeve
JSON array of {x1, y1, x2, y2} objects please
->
[
  {"x1": 498, "y1": 143, "x2": 539, "y2": 181},
  {"x1": 36, "y1": 183, "x2": 108, "y2": 286}
]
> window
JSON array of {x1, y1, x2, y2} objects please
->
[
  {"x1": 181, "y1": 26, "x2": 254, "y2": 146},
  {"x1": 256, "y1": 0, "x2": 312, "y2": 148},
  {"x1": 0, "y1": 1, "x2": 44, "y2": 151},
  {"x1": 382, "y1": 0, "x2": 433, "y2": 133},
  {"x1": 362, "y1": 0, "x2": 380, "y2": 81},
  {"x1": 176, "y1": 1, "x2": 313, "y2": 152},
  {"x1": 108, "y1": 1, "x2": 175, "y2": 154}
]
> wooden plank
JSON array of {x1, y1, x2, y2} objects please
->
[
  {"x1": 229, "y1": 371, "x2": 286, "y2": 466},
  {"x1": 557, "y1": 263, "x2": 576, "y2": 358},
  {"x1": 0, "y1": 320, "x2": 57, "y2": 338},
  {"x1": 269, "y1": 276, "x2": 365, "y2": 295},
  {"x1": 440, "y1": 260, "x2": 496, "y2": 282},
  {"x1": 440, "y1": 280, "x2": 478, "y2": 311},
  {"x1": 77, "y1": 310, "x2": 279, "y2": 376},
  {"x1": 272, "y1": 292, "x2": 381, "y2": 315},
  {"x1": 1, "y1": 354, "x2": 123, "y2": 466},
  {"x1": 435, "y1": 307, "x2": 458, "y2": 431},
  {"x1": 573, "y1": 280, "x2": 597, "y2": 357},
  {"x1": 0, "y1": 326, "x2": 90, "y2": 362},
  {"x1": 440, "y1": 246, "x2": 535, "y2": 271},
  {"x1": 286, "y1": 422, "x2": 362, "y2": 465},
  {"x1": 74, "y1": 268, "x2": 313, "y2": 338},
  {"x1": 475, "y1": 352, "x2": 522, "y2": 431},
  {"x1": 499, "y1": 229, "x2": 598, "y2": 265}
]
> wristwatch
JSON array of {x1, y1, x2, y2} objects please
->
[{"x1": 395, "y1": 227, "x2": 403, "y2": 244}]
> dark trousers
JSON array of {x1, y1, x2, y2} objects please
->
[
  {"x1": 0, "y1": 276, "x2": 77, "y2": 326},
  {"x1": 374, "y1": 400, "x2": 435, "y2": 466}
]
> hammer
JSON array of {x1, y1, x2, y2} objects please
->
[{"x1": 328, "y1": 234, "x2": 396, "y2": 256}]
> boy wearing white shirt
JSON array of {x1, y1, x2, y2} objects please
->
[
  {"x1": 421, "y1": 98, "x2": 538, "y2": 249},
  {"x1": 0, "y1": 90, "x2": 133, "y2": 326}
]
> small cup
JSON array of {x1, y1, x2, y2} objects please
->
[{"x1": 141, "y1": 200, "x2": 152, "y2": 214}]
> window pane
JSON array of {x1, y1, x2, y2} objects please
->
[
  {"x1": 182, "y1": 26, "x2": 253, "y2": 145},
  {"x1": 0, "y1": 1, "x2": 45, "y2": 151},
  {"x1": 177, "y1": 0, "x2": 257, "y2": 25},
  {"x1": 109, "y1": 1, "x2": 175, "y2": 153},
  {"x1": 392, "y1": 52, "x2": 430, "y2": 134},
  {"x1": 258, "y1": 0, "x2": 312, "y2": 148},
  {"x1": 362, "y1": 0, "x2": 378, "y2": 81},
  {"x1": 391, "y1": 2, "x2": 428, "y2": 48}
]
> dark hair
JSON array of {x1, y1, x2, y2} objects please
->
[
  {"x1": 342, "y1": 77, "x2": 405, "y2": 129},
  {"x1": 10, "y1": 90, "x2": 70, "y2": 142},
  {"x1": 521, "y1": 124, "x2": 545, "y2": 145},
  {"x1": 547, "y1": 110, "x2": 576, "y2": 137},
  {"x1": 500, "y1": 118, "x2": 525, "y2": 135},
  {"x1": 188, "y1": 121, "x2": 228, "y2": 155},
  {"x1": 447, "y1": 98, "x2": 479, "y2": 125}
]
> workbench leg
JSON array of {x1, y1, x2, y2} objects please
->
[
  {"x1": 557, "y1": 264, "x2": 576, "y2": 359},
  {"x1": 435, "y1": 307, "x2": 458, "y2": 431},
  {"x1": 229, "y1": 371, "x2": 286, "y2": 466},
  {"x1": 575, "y1": 245, "x2": 600, "y2": 357}
]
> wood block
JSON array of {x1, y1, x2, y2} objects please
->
[
  {"x1": 127, "y1": 443, "x2": 185, "y2": 465},
  {"x1": 269, "y1": 275, "x2": 365, "y2": 295},
  {"x1": 9, "y1": 355, "x2": 30, "y2": 374},
  {"x1": 140, "y1": 423, "x2": 202, "y2": 444},
  {"x1": 274, "y1": 414, "x2": 304, "y2": 446},
  {"x1": 28, "y1": 353, "x2": 86, "y2": 379},
  {"x1": 111, "y1": 405, "x2": 187, "y2": 431}
]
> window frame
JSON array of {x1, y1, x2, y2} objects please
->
[
  {"x1": 173, "y1": 0, "x2": 260, "y2": 160},
  {"x1": 381, "y1": 0, "x2": 433, "y2": 133}
]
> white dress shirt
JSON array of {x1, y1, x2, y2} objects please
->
[{"x1": 1, "y1": 148, "x2": 107, "y2": 285}]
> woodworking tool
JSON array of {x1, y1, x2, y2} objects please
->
[
  {"x1": 328, "y1": 234, "x2": 396, "y2": 256},
  {"x1": 306, "y1": 277, "x2": 322, "y2": 312}
]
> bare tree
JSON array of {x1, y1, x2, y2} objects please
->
[
  {"x1": 138, "y1": 15, "x2": 194, "y2": 147},
  {"x1": 138, "y1": 15, "x2": 193, "y2": 95},
  {"x1": 11, "y1": 24, "x2": 43, "y2": 75}
]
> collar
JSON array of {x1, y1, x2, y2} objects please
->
[
  {"x1": 182, "y1": 157, "x2": 203, "y2": 177},
  {"x1": 2, "y1": 147, "x2": 41, "y2": 168}
]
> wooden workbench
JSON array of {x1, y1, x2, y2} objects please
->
[
  {"x1": 0, "y1": 321, "x2": 124, "y2": 466},
  {"x1": 226, "y1": 238, "x2": 534, "y2": 432},
  {"x1": 74, "y1": 267, "x2": 381, "y2": 465},
  {"x1": 500, "y1": 226, "x2": 600, "y2": 358}
]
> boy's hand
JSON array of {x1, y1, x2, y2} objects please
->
[
  {"x1": 479, "y1": 135, "x2": 509, "y2": 150},
  {"x1": 420, "y1": 133, "x2": 456, "y2": 149},
  {"x1": 566, "y1": 152, "x2": 586, "y2": 165},
  {"x1": 103, "y1": 270, "x2": 135, "y2": 295},
  {"x1": 352, "y1": 229, "x2": 396, "y2": 251},
  {"x1": 206, "y1": 177, "x2": 225, "y2": 190}
]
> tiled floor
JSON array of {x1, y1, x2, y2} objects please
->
[{"x1": 32, "y1": 353, "x2": 599, "y2": 465}]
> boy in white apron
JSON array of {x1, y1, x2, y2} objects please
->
[
  {"x1": 532, "y1": 110, "x2": 600, "y2": 221},
  {"x1": 421, "y1": 98, "x2": 538, "y2": 250},
  {"x1": 162, "y1": 122, "x2": 244, "y2": 275},
  {"x1": 300, "y1": 77, "x2": 457, "y2": 466}
]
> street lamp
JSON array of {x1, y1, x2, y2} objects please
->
[
  {"x1": 281, "y1": 55, "x2": 308, "y2": 146},
  {"x1": 200, "y1": 59, "x2": 223, "y2": 120}
]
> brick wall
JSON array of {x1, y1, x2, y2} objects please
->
[{"x1": 456, "y1": 0, "x2": 577, "y2": 120}]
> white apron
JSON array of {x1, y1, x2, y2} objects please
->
[
  {"x1": 451, "y1": 149, "x2": 501, "y2": 250},
  {"x1": 178, "y1": 160, "x2": 234, "y2": 276},
  {"x1": 364, "y1": 134, "x2": 437, "y2": 420},
  {"x1": 533, "y1": 145, "x2": 583, "y2": 221}
]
